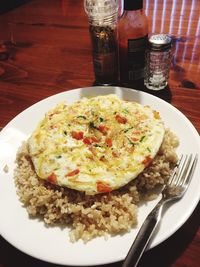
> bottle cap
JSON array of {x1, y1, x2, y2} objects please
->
[
  {"x1": 148, "y1": 34, "x2": 172, "y2": 51},
  {"x1": 124, "y1": 0, "x2": 143, "y2": 11}
]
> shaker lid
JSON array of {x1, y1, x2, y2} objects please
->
[
  {"x1": 124, "y1": 0, "x2": 143, "y2": 11},
  {"x1": 148, "y1": 34, "x2": 172, "y2": 51},
  {"x1": 84, "y1": 0, "x2": 118, "y2": 25}
]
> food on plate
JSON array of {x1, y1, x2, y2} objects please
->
[
  {"x1": 14, "y1": 94, "x2": 179, "y2": 242},
  {"x1": 27, "y1": 94, "x2": 165, "y2": 195},
  {"x1": 3, "y1": 164, "x2": 9, "y2": 173}
]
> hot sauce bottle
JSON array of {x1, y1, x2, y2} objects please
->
[{"x1": 118, "y1": 0, "x2": 148, "y2": 89}]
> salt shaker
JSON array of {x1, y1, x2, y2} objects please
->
[
  {"x1": 84, "y1": 0, "x2": 119, "y2": 85},
  {"x1": 144, "y1": 34, "x2": 172, "y2": 90}
]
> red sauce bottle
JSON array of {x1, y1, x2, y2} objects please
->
[{"x1": 118, "y1": 0, "x2": 148, "y2": 89}]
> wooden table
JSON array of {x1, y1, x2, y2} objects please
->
[{"x1": 0, "y1": 1, "x2": 199, "y2": 266}]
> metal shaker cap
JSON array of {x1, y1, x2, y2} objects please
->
[{"x1": 148, "y1": 34, "x2": 172, "y2": 51}]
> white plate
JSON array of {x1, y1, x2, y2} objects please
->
[{"x1": 0, "y1": 86, "x2": 200, "y2": 266}]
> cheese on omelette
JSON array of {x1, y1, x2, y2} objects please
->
[{"x1": 28, "y1": 94, "x2": 165, "y2": 195}]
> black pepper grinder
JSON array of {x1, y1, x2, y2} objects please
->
[{"x1": 84, "y1": 0, "x2": 119, "y2": 86}]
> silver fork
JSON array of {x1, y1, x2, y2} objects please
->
[{"x1": 122, "y1": 154, "x2": 198, "y2": 267}]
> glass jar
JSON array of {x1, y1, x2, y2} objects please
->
[
  {"x1": 84, "y1": 0, "x2": 119, "y2": 85},
  {"x1": 144, "y1": 34, "x2": 172, "y2": 90}
]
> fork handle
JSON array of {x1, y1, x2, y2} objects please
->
[{"x1": 122, "y1": 199, "x2": 164, "y2": 267}]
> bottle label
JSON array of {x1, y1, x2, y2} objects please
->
[
  {"x1": 144, "y1": 50, "x2": 171, "y2": 90},
  {"x1": 127, "y1": 35, "x2": 148, "y2": 80}
]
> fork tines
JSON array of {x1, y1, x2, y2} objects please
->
[{"x1": 170, "y1": 154, "x2": 198, "y2": 188}]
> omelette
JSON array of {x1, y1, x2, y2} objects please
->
[{"x1": 28, "y1": 94, "x2": 165, "y2": 195}]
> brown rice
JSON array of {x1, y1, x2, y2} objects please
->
[{"x1": 14, "y1": 128, "x2": 179, "y2": 242}]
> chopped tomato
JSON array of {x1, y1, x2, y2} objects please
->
[
  {"x1": 142, "y1": 155, "x2": 152, "y2": 167},
  {"x1": 131, "y1": 137, "x2": 139, "y2": 142},
  {"x1": 91, "y1": 136, "x2": 99, "y2": 143},
  {"x1": 97, "y1": 181, "x2": 111, "y2": 193},
  {"x1": 112, "y1": 151, "x2": 119, "y2": 157},
  {"x1": 66, "y1": 169, "x2": 80, "y2": 177},
  {"x1": 115, "y1": 114, "x2": 127, "y2": 124},
  {"x1": 71, "y1": 131, "x2": 84, "y2": 140},
  {"x1": 88, "y1": 146, "x2": 97, "y2": 155},
  {"x1": 83, "y1": 137, "x2": 92, "y2": 145},
  {"x1": 105, "y1": 137, "x2": 112, "y2": 147},
  {"x1": 132, "y1": 130, "x2": 141, "y2": 135},
  {"x1": 83, "y1": 136, "x2": 100, "y2": 145},
  {"x1": 49, "y1": 124, "x2": 57, "y2": 129},
  {"x1": 87, "y1": 155, "x2": 94, "y2": 161},
  {"x1": 98, "y1": 125, "x2": 108, "y2": 135},
  {"x1": 99, "y1": 155, "x2": 106, "y2": 162},
  {"x1": 48, "y1": 173, "x2": 57, "y2": 184}
]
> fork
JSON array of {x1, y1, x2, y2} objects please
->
[{"x1": 122, "y1": 154, "x2": 198, "y2": 267}]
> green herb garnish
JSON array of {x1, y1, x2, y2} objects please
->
[
  {"x1": 127, "y1": 138, "x2": 136, "y2": 146},
  {"x1": 122, "y1": 108, "x2": 129, "y2": 114},
  {"x1": 124, "y1": 127, "x2": 133, "y2": 133},
  {"x1": 89, "y1": 122, "x2": 98, "y2": 129},
  {"x1": 77, "y1": 115, "x2": 87, "y2": 119},
  {"x1": 140, "y1": 136, "x2": 146, "y2": 142},
  {"x1": 147, "y1": 147, "x2": 151, "y2": 152},
  {"x1": 94, "y1": 144, "x2": 102, "y2": 148}
]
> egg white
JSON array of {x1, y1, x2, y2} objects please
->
[{"x1": 28, "y1": 95, "x2": 165, "y2": 194}]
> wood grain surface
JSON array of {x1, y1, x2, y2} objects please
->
[{"x1": 0, "y1": 1, "x2": 199, "y2": 267}]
